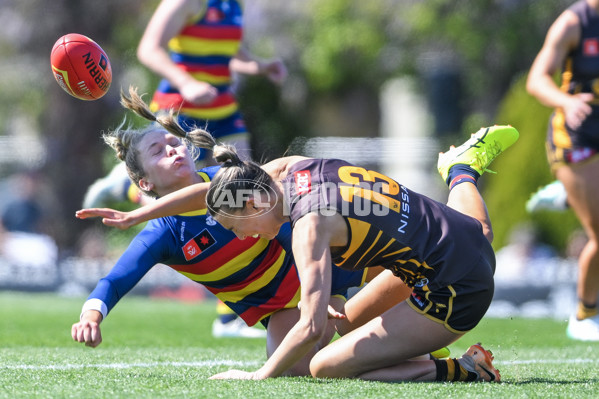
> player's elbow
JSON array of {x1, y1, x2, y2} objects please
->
[
  {"x1": 136, "y1": 41, "x2": 159, "y2": 67},
  {"x1": 525, "y1": 74, "x2": 539, "y2": 97},
  {"x1": 136, "y1": 45, "x2": 150, "y2": 66}
]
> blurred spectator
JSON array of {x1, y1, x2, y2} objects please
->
[
  {"x1": 75, "y1": 227, "x2": 111, "y2": 260},
  {"x1": 1, "y1": 171, "x2": 43, "y2": 234},
  {"x1": 494, "y1": 222, "x2": 558, "y2": 286},
  {"x1": 0, "y1": 170, "x2": 58, "y2": 268}
]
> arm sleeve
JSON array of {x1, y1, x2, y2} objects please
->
[{"x1": 82, "y1": 221, "x2": 174, "y2": 317}]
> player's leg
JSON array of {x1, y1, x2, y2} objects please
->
[
  {"x1": 438, "y1": 125, "x2": 519, "y2": 243},
  {"x1": 266, "y1": 296, "x2": 346, "y2": 376},
  {"x1": 445, "y1": 182, "x2": 493, "y2": 242},
  {"x1": 558, "y1": 156, "x2": 599, "y2": 340},
  {"x1": 310, "y1": 301, "x2": 498, "y2": 382},
  {"x1": 335, "y1": 269, "x2": 450, "y2": 359},
  {"x1": 336, "y1": 268, "x2": 410, "y2": 336}
]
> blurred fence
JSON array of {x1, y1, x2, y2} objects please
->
[
  {"x1": 0, "y1": 231, "x2": 579, "y2": 320},
  {"x1": 0, "y1": 232, "x2": 207, "y2": 300}
]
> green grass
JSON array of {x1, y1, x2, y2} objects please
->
[{"x1": 1, "y1": 292, "x2": 598, "y2": 398}]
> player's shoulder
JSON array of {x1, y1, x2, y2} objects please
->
[{"x1": 553, "y1": 6, "x2": 584, "y2": 39}]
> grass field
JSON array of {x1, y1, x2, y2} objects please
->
[{"x1": 1, "y1": 291, "x2": 598, "y2": 399}]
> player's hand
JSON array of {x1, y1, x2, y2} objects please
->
[
  {"x1": 180, "y1": 81, "x2": 218, "y2": 105},
  {"x1": 260, "y1": 59, "x2": 287, "y2": 86},
  {"x1": 298, "y1": 301, "x2": 346, "y2": 320},
  {"x1": 325, "y1": 305, "x2": 346, "y2": 320},
  {"x1": 71, "y1": 312, "x2": 103, "y2": 348},
  {"x1": 209, "y1": 369, "x2": 263, "y2": 380},
  {"x1": 76, "y1": 208, "x2": 136, "y2": 230},
  {"x1": 564, "y1": 93, "x2": 594, "y2": 129}
]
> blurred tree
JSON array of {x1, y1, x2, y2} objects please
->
[
  {"x1": 404, "y1": 0, "x2": 572, "y2": 132},
  {"x1": 484, "y1": 74, "x2": 580, "y2": 253},
  {"x1": 289, "y1": 0, "x2": 404, "y2": 139},
  {"x1": 0, "y1": 1, "x2": 154, "y2": 252}
]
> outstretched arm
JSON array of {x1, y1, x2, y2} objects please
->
[
  {"x1": 76, "y1": 182, "x2": 210, "y2": 228},
  {"x1": 71, "y1": 228, "x2": 166, "y2": 347}
]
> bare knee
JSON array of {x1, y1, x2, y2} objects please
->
[
  {"x1": 309, "y1": 351, "x2": 332, "y2": 378},
  {"x1": 309, "y1": 349, "x2": 346, "y2": 378}
]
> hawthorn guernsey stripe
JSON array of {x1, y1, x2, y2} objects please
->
[{"x1": 150, "y1": 0, "x2": 243, "y2": 120}]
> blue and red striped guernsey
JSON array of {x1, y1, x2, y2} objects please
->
[
  {"x1": 150, "y1": 0, "x2": 243, "y2": 120},
  {"x1": 87, "y1": 166, "x2": 368, "y2": 326}
]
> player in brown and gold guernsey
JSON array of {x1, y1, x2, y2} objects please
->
[
  {"x1": 200, "y1": 125, "x2": 519, "y2": 382},
  {"x1": 527, "y1": 0, "x2": 599, "y2": 341}
]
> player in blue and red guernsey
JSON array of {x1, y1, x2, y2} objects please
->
[{"x1": 71, "y1": 88, "x2": 402, "y2": 376}]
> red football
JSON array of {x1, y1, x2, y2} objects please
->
[{"x1": 50, "y1": 33, "x2": 112, "y2": 101}]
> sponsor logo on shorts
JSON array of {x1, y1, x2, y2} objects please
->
[{"x1": 411, "y1": 292, "x2": 426, "y2": 308}]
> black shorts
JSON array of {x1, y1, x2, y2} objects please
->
[
  {"x1": 546, "y1": 112, "x2": 599, "y2": 171},
  {"x1": 407, "y1": 250, "x2": 495, "y2": 333}
]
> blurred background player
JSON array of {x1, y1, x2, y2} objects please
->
[
  {"x1": 82, "y1": 0, "x2": 287, "y2": 337},
  {"x1": 526, "y1": 0, "x2": 599, "y2": 340},
  {"x1": 526, "y1": 179, "x2": 569, "y2": 213}
]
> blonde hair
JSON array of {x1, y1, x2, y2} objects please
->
[{"x1": 102, "y1": 86, "x2": 219, "y2": 197}]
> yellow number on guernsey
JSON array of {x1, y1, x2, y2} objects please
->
[{"x1": 338, "y1": 166, "x2": 402, "y2": 213}]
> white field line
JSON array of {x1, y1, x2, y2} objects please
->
[
  {"x1": 2, "y1": 360, "x2": 261, "y2": 370},
  {"x1": 496, "y1": 358, "x2": 599, "y2": 366},
  {"x1": 2, "y1": 358, "x2": 597, "y2": 371}
]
